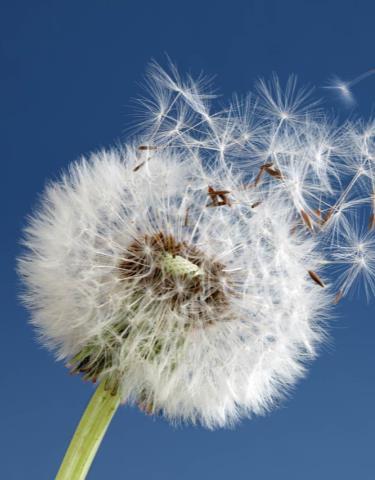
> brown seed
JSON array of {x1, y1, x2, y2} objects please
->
[
  {"x1": 254, "y1": 163, "x2": 274, "y2": 186},
  {"x1": 308, "y1": 270, "x2": 325, "y2": 288},
  {"x1": 264, "y1": 165, "x2": 283, "y2": 180},
  {"x1": 207, "y1": 186, "x2": 231, "y2": 207},
  {"x1": 321, "y1": 207, "x2": 335, "y2": 225},
  {"x1": 251, "y1": 201, "x2": 262, "y2": 208},
  {"x1": 207, "y1": 186, "x2": 218, "y2": 207},
  {"x1": 138, "y1": 145, "x2": 157, "y2": 151},
  {"x1": 301, "y1": 210, "x2": 314, "y2": 231},
  {"x1": 208, "y1": 186, "x2": 230, "y2": 196},
  {"x1": 254, "y1": 167, "x2": 265, "y2": 187},
  {"x1": 368, "y1": 213, "x2": 375, "y2": 230},
  {"x1": 134, "y1": 145, "x2": 158, "y2": 170},
  {"x1": 133, "y1": 161, "x2": 145, "y2": 172},
  {"x1": 334, "y1": 290, "x2": 343, "y2": 304},
  {"x1": 219, "y1": 193, "x2": 232, "y2": 207},
  {"x1": 314, "y1": 208, "x2": 326, "y2": 226}
]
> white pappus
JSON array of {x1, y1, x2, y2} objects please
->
[
  {"x1": 20, "y1": 63, "x2": 375, "y2": 431},
  {"x1": 18, "y1": 142, "x2": 330, "y2": 428}
]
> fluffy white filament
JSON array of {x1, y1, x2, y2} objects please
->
[
  {"x1": 19, "y1": 146, "x2": 329, "y2": 428},
  {"x1": 19, "y1": 64, "x2": 375, "y2": 428}
]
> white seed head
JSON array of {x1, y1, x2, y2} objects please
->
[
  {"x1": 19, "y1": 63, "x2": 375, "y2": 428},
  {"x1": 18, "y1": 145, "x2": 330, "y2": 428}
]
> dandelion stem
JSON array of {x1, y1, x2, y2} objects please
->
[{"x1": 55, "y1": 382, "x2": 120, "y2": 480}]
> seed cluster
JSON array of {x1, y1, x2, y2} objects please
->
[
  {"x1": 20, "y1": 63, "x2": 374, "y2": 426},
  {"x1": 70, "y1": 232, "x2": 232, "y2": 389},
  {"x1": 119, "y1": 232, "x2": 230, "y2": 318}
]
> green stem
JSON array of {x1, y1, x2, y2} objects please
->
[{"x1": 55, "y1": 382, "x2": 120, "y2": 480}]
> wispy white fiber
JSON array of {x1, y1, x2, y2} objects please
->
[
  {"x1": 18, "y1": 63, "x2": 375, "y2": 428},
  {"x1": 323, "y1": 69, "x2": 375, "y2": 107}
]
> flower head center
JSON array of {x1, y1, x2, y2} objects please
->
[
  {"x1": 69, "y1": 232, "x2": 232, "y2": 389},
  {"x1": 118, "y1": 232, "x2": 230, "y2": 312}
]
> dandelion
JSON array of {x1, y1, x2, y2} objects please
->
[
  {"x1": 323, "y1": 68, "x2": 375, "y2": 107},
  {"x1": 324, "y1": 76, "x2": 356, "y2": 107},
  {"x1": 19, "y1": 145, "x2": 330, "y2": 477},
  {"x1": 18, "y1": 63, "x2": 375, "y2": 479}
]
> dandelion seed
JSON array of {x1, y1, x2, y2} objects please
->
[
  {"x1": 368, "y1": 213, "x2": 375, "y2": 230},
  {"x1": 308, "y1": 270, "x2": 325, "y2": 288},
  {"x1": 322, "y1": 207, "x2": 335, "y2": 225},
  {"x1": 323, "y1": 69, "x2": 375, "y2": 107},
  {"x1": 330, "y1": 227, "x2": 375, "y2": 299},
  {"x1": 264, "y1": 164, "x2": 283, "y2": 180},
  {"x1": 324, "y1": 77, "x2": 355, "y2": 106},
  {"x1": 254, "y1": 163, "x2": 272, "y2": 186},
  {"x1": 334, "y1": 290, "x2": 343, "y2": 304},
  {"x1": 133, "y1": 161, "x2": 145, "y2": 172},
  {"x1": 138, "y1": 145, "x2": 157, "y2": 151},
  {"x1": 207, "y1": 186, "x2": 231, "y2": 207},
  {"x1": 301, "y1": 210, "x2": 314, "y2": 232},
  {"x1": 257, "y1": 74, "x2": 317, "y2": 123}
]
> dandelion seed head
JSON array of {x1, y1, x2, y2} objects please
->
[
  {"x1": 19, "y1": 63, "x2": 375, "y2": 429},
  {"x1": 18, "y1": 143, "x2": 330, "y2": 428}
]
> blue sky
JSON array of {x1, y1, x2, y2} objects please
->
[{"x1": 1, "y1": 1, "x2": 375, "y2": 479}]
